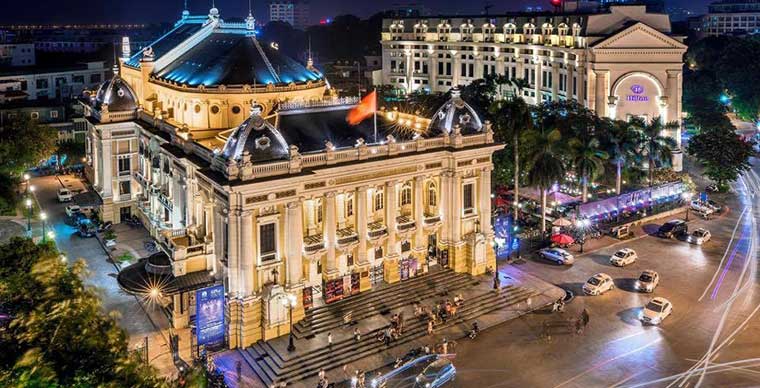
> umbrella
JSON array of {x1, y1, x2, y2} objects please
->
[
  {"x1": 551, "y1": 234, "x2": 575, "y2": 245},
  {"x1": 495, "y1": 197, "x2": 510, "y2": 208},
  {"x1": 552, "y1": 217, "x2": 573, "y2": 227}
]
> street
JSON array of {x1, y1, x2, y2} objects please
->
[
  {"x1": 450, "y1": 162, "x2": 760, "y2": 387},
  {"x1": 29, "y1": 174, "x2": 179, "y2": 376}
]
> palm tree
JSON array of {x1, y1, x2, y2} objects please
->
[
  {"x1": 489, "y1": 96, "x2": 533, "y2": 217},
  {"x1": 569, "y1": 135, "x2": 608, "y2": 203},
  {"x1": 527, "y1": 128, "x2": 566, "y2": 233},
  {"x1": 604, "y1": 119, "x2": 642, "y2": 194},
  {"x1": 510, "y1": 77, "x2": 531, "y2": 100},
  {"x1": 634, "y1": 117, "x2": 679, "y2": 186}
]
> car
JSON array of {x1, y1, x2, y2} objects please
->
[
  {"x1": 689, "y1": 200, "x2": 714, "y2": 215},
  {"x1": 538, "y1": 248, "x2": 575, "y2": 265},
  {"x1": 636, "y1": 270, "x2": 660, "y2": 292},
  {"x1": 414, "y1": 357, "x2": 456, "y2": 388},
  {"x1": 610, "y1": 248, "x2": 638, "y2": 267},
  {"x1": 688, "y1": 228, "x2": 712, "y2": 245},
  {"x1": 65, "y1": 204, "x2": 81, "y2": 218},
  {"x1": 57, "y1": 188, "x2": 73, "y2": 202},
  {"x1": 640, "y1": 297, "x2": 673, "y2": 325},
  {"x1": 583, "y1": 273, "x2": 614, "y2": 296},
  {"x1": 77, "y1": 218, "x2": 97, "y2": 238},
  {"x1": 704, "y1": 199, "x2": 722, "y2": 213},
  {"x1": 658, "y1": 219, "x2": 688, "y2": 239}
]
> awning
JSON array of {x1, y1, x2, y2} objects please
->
[{"x1": 117, "y1": 252, "x2": 217, "y2": 296}]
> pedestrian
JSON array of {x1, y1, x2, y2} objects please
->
[
  {"x1": 327, "y1": 332, "x2": 333, "y2": 347},
  {"x1": 318, "y1": 368, "x2": 325, "y2": 381},
  {"x1": 450, "y1": 304, "x2": 457, "y2": 317},
  {"x1": 427, "y1": 319, "x2": 434, "y2": 335},
  {"x1": 493, "y1": 273, "x2": 501, "y2": 290},
  {"x1": 353, "y1": 328, "x2": 361, "y2": 342},
  {"x1": 581, "y1": 308, "x2": 590, "y2": 327},
  {"x1": 441, "y1": 338, "x2": 448, "y2": 354},
  {"x1": 236, "y1": 360, "x2": 242, "y2": 382}
]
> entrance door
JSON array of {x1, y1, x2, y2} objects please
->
[
  {"x1": 427, "y1": 234, "x2": 438, "y2": 265},
  {"x1": 120, "y1": 206, "x2": 132, "y2": 223}
]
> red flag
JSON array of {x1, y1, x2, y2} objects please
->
[{"x1": 346, "y1": 91, "x2": 377, "y2": 125}]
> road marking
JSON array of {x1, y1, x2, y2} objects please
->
[
  {"x1": 607, "y1": 370, "x2": 647, "y2": 388},
  {"x1": 607, "y1": 330, "x2": 651, "y2": 345},
  {"x1": 551, "y1": 338, "x2": 662, "y2": 388},
  {"x1": 625, "y1": 358, "x2": 760, "y2": 387},
  {"x1": 698, "y1": 206, "x2": 748, "y2": 302}
]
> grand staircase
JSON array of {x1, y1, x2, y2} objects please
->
[{"x1": 238, "y1": 270, "x2": 541, "y2": 387}]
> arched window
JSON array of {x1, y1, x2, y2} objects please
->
[
  {"x1": 400, "y1": 184, "x2": 412, "y2": 206},
  {"x1": 437, "y1": 20, "x2": 451, "y2": 41},
  {"x1": 541, "y1": 23, "x2": 553, "y2": 36},
  {"x1": 374, "y1": 190, "x2": 384, "y2": 211},
  {"x1": 503, "y1": 23, "x2": 516, "y2": 35},
  {"x1": 482, "y1": 22, "x2": 495, "y2": 42},
  {"x1": 390, "y1": 20, "x2": 404, "y2": 40},
  {"x1": 572, "y1": 23, "x2": 582, "y2": 37},
  {"x1": 428, "y1": 182, "x2": 438, "y2": 208},
  {"x1": 524, "y1": 23, "x2": 536, "y2": 35},
  {"x1": 558, "y1": 23, "x2": 569, "y2": 36}
]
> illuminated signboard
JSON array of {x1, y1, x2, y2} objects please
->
[
  {"x1": 196, "y1": 284, "x2": 225, "y2": 346},
  {"x1": 626, "y1": 84, "x2": 649, "y2": 102}
]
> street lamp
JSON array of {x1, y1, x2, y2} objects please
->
[
  {"x1": 40, "y1": 212, "x2": 47, "y2": 242},
  {"x1": 576, "y1": 219, "x2": 590, "y2": 253},
  {"x1": 25, "y1": 198, "x2": 32, "y2": 233},
  {"x1": 47, "y1": 231, "x2": 55, "y2": 241},
  {"x1": 682, "y1": 192, "x2": 693, "y2": 221},
  {"x1": 23, "y1": 173, "x2": 30, "y2": 193},
  {"x1": 30, "y1": 185, "x2": 35, "y2": 194},
  {"x1": 282, "y1": 293, "x2": 297, "y2": 352}
]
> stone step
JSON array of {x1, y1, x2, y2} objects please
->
[
  {"x1": 300, "y1": 269, "x2": 458, "y2": 320},
  {"x1": 294, "y1": 273, "x2": 476, "y2": 338},
  {"x1": 238, "y1": 347, "x2": 275, "y2": 387},
  {"x1": 255, "y1": 287, "x2": 538, "y2": 385},
  {"x1": 273, "y1": 288, "x2": 540, "y2": 385}
]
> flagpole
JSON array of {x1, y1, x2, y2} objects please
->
[{"x1": 373, "y1": 88, "x2": 378, "y2": 143}]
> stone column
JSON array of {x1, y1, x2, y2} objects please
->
[
  {"x1": 551, "y1": 63, "x2": 560, "y2": 100},
  {"x1": 474, "y1": 53, "x2": 483, "y2": 79},
  {"x1": 428, "y1": 53, "x2": 437, "y2": 91},
  {"x1": 324, "y1": 192, "x2": 338, "y2": 278},
  {"x1": 227, "y1": 209, "x2": 241, "y2": 296},
  {"x1": 285, "y1": 201, "x2": 304, "y2": 286},
  {"x1": 240, "y1": 210, "x2": 254, "y2": 296},
  {"x1": 101, "y1": 140, "x2": 113, "y2": 197},
  {"x1": 414, "y1": 175, "x2": 425, "y2": 250},
  {"x1": 452, "y1": 174, "x2": 462, "y2": 243},
  {"x1": 92, "y1": 140, "x2": 100, "y2": 188},
  {"x1": 356, "y1": 186, "x2": 371, "y2": 291},
  {"x1": 452, "y1": 52, "x2": 461, "y2": 86},
  {"x1": 384, "y1": 181, "x2": 400, "y2": 283},
  {"x1": 439, "y1": 172, "x2": 452, "y2": 244},
  {"x1": 479, "y1": 168, "x2": 492, "y2": 234},
  {"x1": 594, "y1": 69, "x2": 609, "y2": 117},
  {"x1": 405, "y1": 50, "x2": 414, "y2": 92}
]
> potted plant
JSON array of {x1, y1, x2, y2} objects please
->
[{"x1": 104, "y1": 230, "x2": 117, "y2": 248}]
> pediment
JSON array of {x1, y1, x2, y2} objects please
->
[{"x1": 592, "y1": 22, "x2": 686, "y2": 50}]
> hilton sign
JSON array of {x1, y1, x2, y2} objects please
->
[{"x1": 626, "y1": 84, "x2": 649, "y2": 102}]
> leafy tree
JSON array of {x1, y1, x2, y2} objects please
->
[
  {"x1": 569, "y1": 135, "x2": 608, "y2": 203},
  {"x1": 527, "y1": 128, "x2": 566, "y2": 233},
  {"x1": 601, "y1": 119, "x2": 642, "y2": 194},
  {"x1": 633, "y1": 117, "x2": 678, "y2": 186},
  {"x1": 0, "y1": 237, "x2": 166, "y2": 387},
  {"x1": 489, "y1": 97, "x2": 534, "y2": 215},
  {"x1": 0, "y1": 116, "x2": 57, "y2": 175},
  {"x1": 688, "y1": 127, "x2": 754, "y2": 189}
]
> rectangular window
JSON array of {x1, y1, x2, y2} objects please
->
[
  {"x1": 573, "y1": 76, "x2": 577, "y2": 95},
  {"x1": 347, "y1": 254, "x2": 354, "y2": 267},
  {"x1": 445, "y1": 62, "x2": 451, "y2": 76},
  {"x1": 119, "y1": 181, "x2": 130, "y2": 195},
  {"x1": 259, "y1": 223, "x2": 277, "y2": 261},
  {"x1": 346, "y1": 198, "x2": 354, "y2": 217},
  {"x1": 36, "y1": 79, "x2": 48, "y2": 89},
  {"x1": 463, "y1": 183, "x2": 474, "y2": 214},
  {"x1": 374, "y1": 191, "x2": 384, "y2": 211},
  {"x1": 118, "y1": 157, "x2": 131, "y2": 174},
  {"x1": 438, "y1": 61, "x2": 444, "y2": 74},
  {"x1": 50, "y1": 110, "x2": 59, "y2": 118}
]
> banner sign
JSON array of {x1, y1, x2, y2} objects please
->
[{"x1": 196, "y1": 284, "x2": 225, "y2": 346}]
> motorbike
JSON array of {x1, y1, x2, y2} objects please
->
[{"x1": 468, "y1": 322, "x2": 480, "y2": 339}]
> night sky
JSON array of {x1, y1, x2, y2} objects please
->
[{"x1": 0, "y1": 0, "x2": 712, "y2": 25}]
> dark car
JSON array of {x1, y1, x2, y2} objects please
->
[
  {"x1": 658, "y1": 219, "x2": 687, "y2": 239},
  {"x1": 78, "y1": 219, "x2": 97, "y2": 238}
]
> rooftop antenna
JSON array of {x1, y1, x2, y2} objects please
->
[{"x1": 306, "y1": 35, "x2": 314, "y2": 69}]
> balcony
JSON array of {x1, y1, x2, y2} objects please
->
[
  {"x1": 367, "y1": 221, "x2": 388, "y2": 241},
  {"x1": 157, "y1": 191, "x2": 173, "y2": 212},
  {"x1": 424, "y1": 213, "x2": 442, "y2": 229},
  {"x1": 303, "y1": 234, "x2": 326, "y2": 256},
  {"x1": 336, "y1": 226, "x2": 359, "y2": 248},
  {"x1": 396, "y1": 215, "x2": 417, "y2": 232},
  {"x1": 160, "y1": 231, "x2": 212, "y2": 263}
]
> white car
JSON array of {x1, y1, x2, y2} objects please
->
[
  {"x1": 688, "y1": 228, "x2": 712, "y2": 245},
  {"x1": 57, "y1": 188, "x2": 73, "y2": 202},
  {"x1": 65, "y1": 204, "x2": 81, "y2": 218},
  {"x1": 690, "y1": 200, "x2": 714, "y2": 215},
  {"x1": 641, "y1": 297, "x2": 673, "y2": 325},
  {"x1": 610, "y1": 248, "x2": 638, "y2": 267},
  {"x1": 583, "y1": 273, "x2": 615, "y2": 296},
  {"x1": 636, "y1": 270, "x2": 660, "y2": 293},
  {"x1": 538, "y1": 248, "x2": 575, "y2": 265}
]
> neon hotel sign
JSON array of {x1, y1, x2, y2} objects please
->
[{"x1": 626, "y1": 84, "x2": 649, "y2": 102}]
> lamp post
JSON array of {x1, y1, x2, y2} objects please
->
[
  {"x1": 282, "y1": 293, "x2": 297, "y2": 352},
  {"x1": 25, "y1": 198, "x2": 32, "y2": 233},
  {"x1": 40, "y1": 212, "x2": 47, "y2": 242},
  {"x1": 576, "y1": 219, "x2": 590, "y2": 253},
  {"x1": 682, "y1": 192, "x2": 693, "y2": 221},
  {"x1": 23, "y1": 173, "x2": 30, "y2": 193}
]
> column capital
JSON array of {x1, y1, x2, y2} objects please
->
[
  {"x1": 325, "y1": 191, "x2": 336, "y2": 198},
  {"x1": 357, "y1": 185, "x2": 369, "y2": 193},
  {"x1": 286, "y1": 200, "x2": 302, "y2": 210}
]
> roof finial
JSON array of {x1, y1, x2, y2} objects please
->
[
  {"x1": 245, "y1": 0, "x2": 256, "y2": 30},
  {"x1": 209, "y1": 0, "x2": 220, "y2": 19},
  {"x1": 182, "y1": 0, "x2": 190, "y2": 18},
  {"x1": 307, "y1": 35, "x2": 314, "y2": 69}
]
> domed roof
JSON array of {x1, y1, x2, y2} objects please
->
[
  {"x1": 221, "y1": 110, "x2": 289, "y2": 162},
  {"x1": 428, "y1": 88, "x2": 483, "y2": 136},
  {"x1": 93, "y1": 69, "x2": 138, "y2": 112},
  {"x1": 154, "y1": 32, "x2": 323, "y2": 87}
]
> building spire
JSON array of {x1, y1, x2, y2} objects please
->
[
  {"x1": 307, "y1": 35, "x2": 314, "y2": 69},
  {"x1": 182, "y1": 0, "x2": 190, "y2": 18},
  {"x1": 246, "y1": 0, "x2": 256, "y2": 30}
]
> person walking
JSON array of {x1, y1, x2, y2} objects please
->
[
  {"x1": 353, "y1": 328, "x2": 362, "y2": 342},
  {"x1": 318, "y1": 368, "x2": 326, "y2": 381},
  {"x1": 581, "y1": 308, "x2": 590, "y2": 327},
  {"x1": 327, "y1": 332, "x2": 333, "y2": 347},
  {"x1": 236, "y1": 360, "x2": 242, "y2": 382},
  {"x1": 441, "y1": 338, "x2": 448, "y2": 354},
  {"x1": 427, "y1": 319, "x2": 434, "y2": 335}
]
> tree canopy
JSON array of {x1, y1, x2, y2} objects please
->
[
  {"x1": 0, "y1": 116, "x2": 57, "y2": 176},
  {"x1": 688, "y1": 127, "x2": 755, "y2": 189}
]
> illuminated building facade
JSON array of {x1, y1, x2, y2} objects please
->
[
  {"x1": 84, "y1": 6, "x2": 501, "y2": 348},
  {"x1": 381, "y1": 5, "x2": 687, "y2": 170}
]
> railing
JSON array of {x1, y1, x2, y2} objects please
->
[
  {"x1": 253, "y1": 161, "x2": 289, "y2": 175},
  {"x1": 150, "y1": 76, "x2": 327, "y2": 94},
  {"x1": 303, "y1": 234, "x2": 325, "y2": 254},
  {"x1": 157, "y1": 192, "x2": 173, "y2": 212},
  {"x1": 171, "y1": 228, "x2": 187, "y2": 238},
  {"x1": 368, "y1": 223, "x2": 388, "y2": 239},
  {"x1": 336, "y1": 227, "x2": 359, "y2": 246},
  {"x1": 424, "y1": 214, "x2": 441, "y2": 225},
  {"x1": 279, "y1": 96, "x2": 359, "y2": 111},
  {"x1": 396, "y1": 216, "x2": 416, "y2": 232}
]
